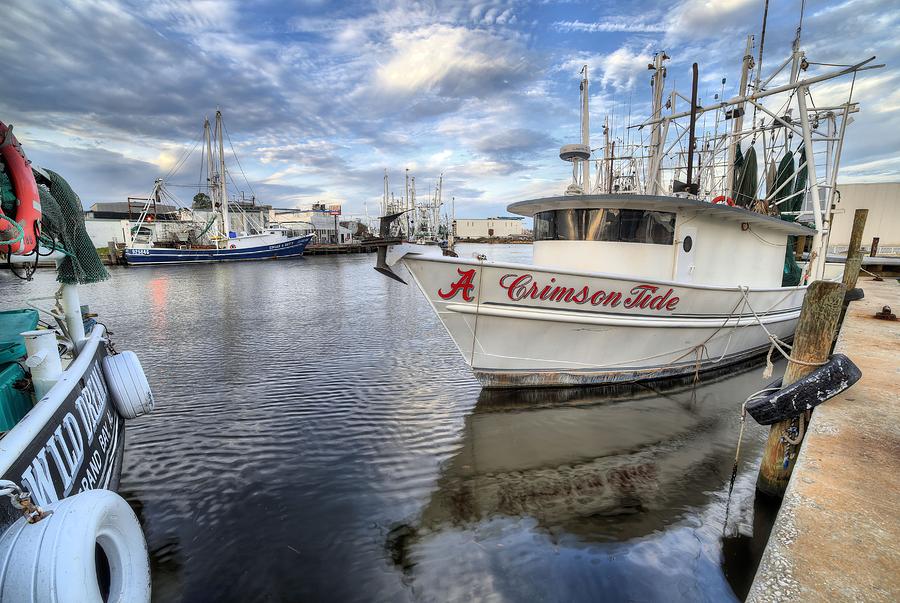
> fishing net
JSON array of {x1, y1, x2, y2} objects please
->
[
  {"x1": 37, "y1": 169, "x2": 109, "y2": 284},
  {"x1": 0, "y1": 168, "x2": 20, "y2": 246},
  {"x1": 775, "y1": 149, "x2": 803, "y2": 287},
  {"x1": 0, "y1": 168, "x2": 15, "y2": 216}
]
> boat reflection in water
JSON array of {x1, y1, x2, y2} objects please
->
[{"x1": 388, "y1": 362, "x2": 781, "y2": 602}]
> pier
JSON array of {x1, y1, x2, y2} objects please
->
[
  {"x1": 748, "y1": 277, "x2": 900, "y2": 602},
  {"x1": 304, "y1": 242, "x2": 378, "y2": 256}
]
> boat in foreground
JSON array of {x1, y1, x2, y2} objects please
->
[
  {"x1": 377, "y1": 33, "x2": 877, "y2": 388},
  {"x1": 0, "y1": 122, "x2": 155, "y2": 600},
  {"x1": 384, "y1": 194, "x2": 812, "y2": 387}
]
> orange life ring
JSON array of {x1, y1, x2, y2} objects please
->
[
  {"x1": 229, "y1": 244, "x2": 236, "y2": 249},
  {"x1": 712, "y1": 195, "x2": 735, "y2": 207},
  {"x1": 0, "y1": 122, "x2": 41, "y2": 255}
]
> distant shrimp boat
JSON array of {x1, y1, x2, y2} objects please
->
[
  {"x1": 124, "y1": 227, "x2": 312, "y2": 265},
  {"x1": 377, "y1": 33, "x2": 880, "y2": 387},
  {"x1": 125, "y1": 110, "x2": 313, "y2": 265}
]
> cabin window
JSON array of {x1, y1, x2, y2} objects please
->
[{"x1": 533, "y1": 209, "x2": 676, "y2": 244}]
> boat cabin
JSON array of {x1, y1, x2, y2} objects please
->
[{"x1": 508, "y1": 195, "x2": 815, "y2": 288}]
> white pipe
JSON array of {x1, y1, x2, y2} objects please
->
[
  {"x1": 796, "y1": 85, "x2": 825, "y2": 281},
  {"x1": 60, "y1": 283, "x2": 86, "y2": 350},
  {"x1": 21, "y1": 330, "x2": 63, "y2": 399},
  {"x1": 640, "y1": 56, "x2": 878, "y2": 127},
  {"x1": 725, "y1": 36, "x2": 754, "y2": 199},
  {"x1": 581, "y1": 66, "x2": 590, "y2": 192}
]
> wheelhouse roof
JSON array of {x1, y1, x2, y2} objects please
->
[{"x1": 507, "y1": 194, "x2": 816, "y2": 236}]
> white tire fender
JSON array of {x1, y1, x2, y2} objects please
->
[
  {"x1": 102, "y1": 351, "x2": 155, "y2": 419},
  {"x1": 0, "y1": 489, "x2": 151, "y2": 603}
]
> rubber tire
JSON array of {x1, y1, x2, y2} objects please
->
[
  {"x1": 102, "y1": 351, "x2": 155, "y2": 419},
  {"x1": 0, "y1": 489, "x2": 151, "y2": 603}
]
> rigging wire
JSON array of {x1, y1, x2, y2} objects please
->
[
  {"x1": 164, "y1": 128, "x2": 204, "y2": 181},
  {"x1": 221, "y1": 118, "x2": 256, "y2": 200}
]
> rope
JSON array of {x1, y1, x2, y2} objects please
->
[
  {"x1": 784, "y1": 412, "x2": 807, "y2": 445},
  {"x1": 469, "y1": 255, "x2": 486, "y2": 365},
  {"x1": 738, "y1": 286, "x2": 827, "y2": 378},
  {"x1": 722, "y1": 385, "x2": 781, "y2": 533},
  {"x1": 0, "y1": 216, "x2": 25, "y2": 246}
]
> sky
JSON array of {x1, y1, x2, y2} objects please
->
[{"x1": 1, "y1": 0, "x2": 897, "y2": 219}]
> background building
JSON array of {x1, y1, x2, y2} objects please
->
[
  {"x1": 269, "y1": 203, "x2": 355, "y2": 244},
  {"x1": 454, "y1": 216, "x2": 526, "y2": 240},
  {"x1": 830, "y1": 182, "x2": 900, "y2": 255}
]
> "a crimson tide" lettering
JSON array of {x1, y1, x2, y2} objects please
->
[{"x1": 498, "y1": 272, "x2": 679, "y2": 312}]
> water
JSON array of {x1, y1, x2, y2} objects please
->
[{"x1": 0, "y1": 244, "x2": 780, "y2": 602}]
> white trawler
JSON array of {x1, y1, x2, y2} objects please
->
[{"x1": 377, "y1": 31, "x2": 881, "y2": 387}]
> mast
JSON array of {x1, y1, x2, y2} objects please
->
[
  {"x1": 215, "y1": 110, "x2": 231, "y2": 237},
  {"x1": 603, "y1": 116, "x2": 610, "y2": 193},
  {"x1": 383, "y1": 169, "x2": 389, "y2": 216},
  {"x1": 410, "y1": 176, "x2": 416, "y2": 238},
  {"x1": 436, "y1": 173, "x2": 443, "y2": 239},
  {"x1": 450, "y1": 195, "x2": 455, "y2": 248},
  {"x1": 685, "y1": 62, "x2": 699, "y2": 195},
  {"x1": 580, "y1": 65, "x2": 590, "y2": 192},
  {"x1": 404, "y1": 168, "x2": 410, "y2": 238},
  {"x1": 797, "y1": 73, "x2": 825, "y2": 280},
  {"x1": 725, "y1": 36, "x2": 754, "y2": 199},
  {"x1": 203, "y1": 117, "x2": 217, "y2": 237},
  {"x1": 646, "y1": 52, "x2": 668, "y2": 195}
]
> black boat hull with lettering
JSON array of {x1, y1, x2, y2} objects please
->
[{"x1": 0, "y1": 326, "x2": 125, "y2": 529}]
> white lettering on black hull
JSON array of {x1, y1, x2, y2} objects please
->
[{"x1": 17, "y1": 360, "x2": 122, "y2": 507}]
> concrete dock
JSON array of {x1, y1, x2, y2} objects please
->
[{"x1": 748, "y1": 277, "x2": 900, "y2": 602}]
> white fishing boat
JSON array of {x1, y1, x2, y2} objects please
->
[
  {"x1": 125, "y1": 110, "x2": 313, "y2": 265},
  {"x1": 0, "y1": 122, "x2": 154, "y2": 600},
  {"x1": 377, "y1": 30, "x2": 881, "y2": 388}
]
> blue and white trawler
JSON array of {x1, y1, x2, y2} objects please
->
[{"x1": 125, "y1": 110, "x2": 313, "y2": 265}]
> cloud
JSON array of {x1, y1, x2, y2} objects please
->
[
  {"x1": 663, "y1": 0, "x2": 759, "y2": 42},
  {"x1": 0, "y1": 0, "x2": 897, "y2": 219},
  {"x1": 374, "y1": 24, "x2": 528, "y2": 99},
  {"x1": 553, "y1": 19, "x2": 665, "y2": 33},
  {"x1": 559, "y1": 46, "x2": 654, "y2": 92},
  {"x1": 474, "y1": 128, "x2": 555, "y2": 159}
]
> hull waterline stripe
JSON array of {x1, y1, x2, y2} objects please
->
[
  {"x1": 472, "y1": 343, "x2": 778, "y2": 387},
  {"x1": 480, "y1": 300, "x2": 801, "y2": 321},
  {"x1": 444, "y1": 303, "x2": 801, "y2": 328}
]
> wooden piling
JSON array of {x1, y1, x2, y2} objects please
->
[
  {"x1": 842, "y1": 209, "x2": 869, "y2": 291},
  {"x1": 756, "y1": 280, "x2": 846, "y2": 497},
  {"x1": 107, "y1": 241, "x2": 119, "y2": 266}
]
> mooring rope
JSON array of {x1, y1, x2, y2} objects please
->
[
  {"x1": 738, "y1": 285, "x2": 827, "y2": 378},
  {"x1": 722, "y1": 385, "x2": 781, "y2": 534},
  {"x1": 469, "y1": 254, "x2": 486, "y2": 366}
]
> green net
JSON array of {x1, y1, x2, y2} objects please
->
[
  {"x1": 37, "y1": 169, "x2": 109, "y2": 284},
  {"x1": 0, "y1": 167, "x2": 16, "y2": 216},
  {"x1": 0, "y1": 166, "x2": 20, "y2": 245},
  {"x1": 734, "y1": 146, "x2": 758, "y2": 208},
  {"x1": 775, "y1": 150, "x2": 803, "y2": 287}
]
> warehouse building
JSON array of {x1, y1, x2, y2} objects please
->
[
  {"x1": 830, "y1": 182, "x2": 900, "y2": 255},
  {"x1": 454, "y1": 216, "x2": 526, "y2": 240}
]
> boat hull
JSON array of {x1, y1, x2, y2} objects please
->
[
  {"x1": 0, "y1": 326, "x2": 125, "y2": 530},
  {"x1": 391, "y1": 246, "x2": 807, "y2": 388},
  {"x1": 124, "y1": 234, "x2": 313, "y2": 265}
]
